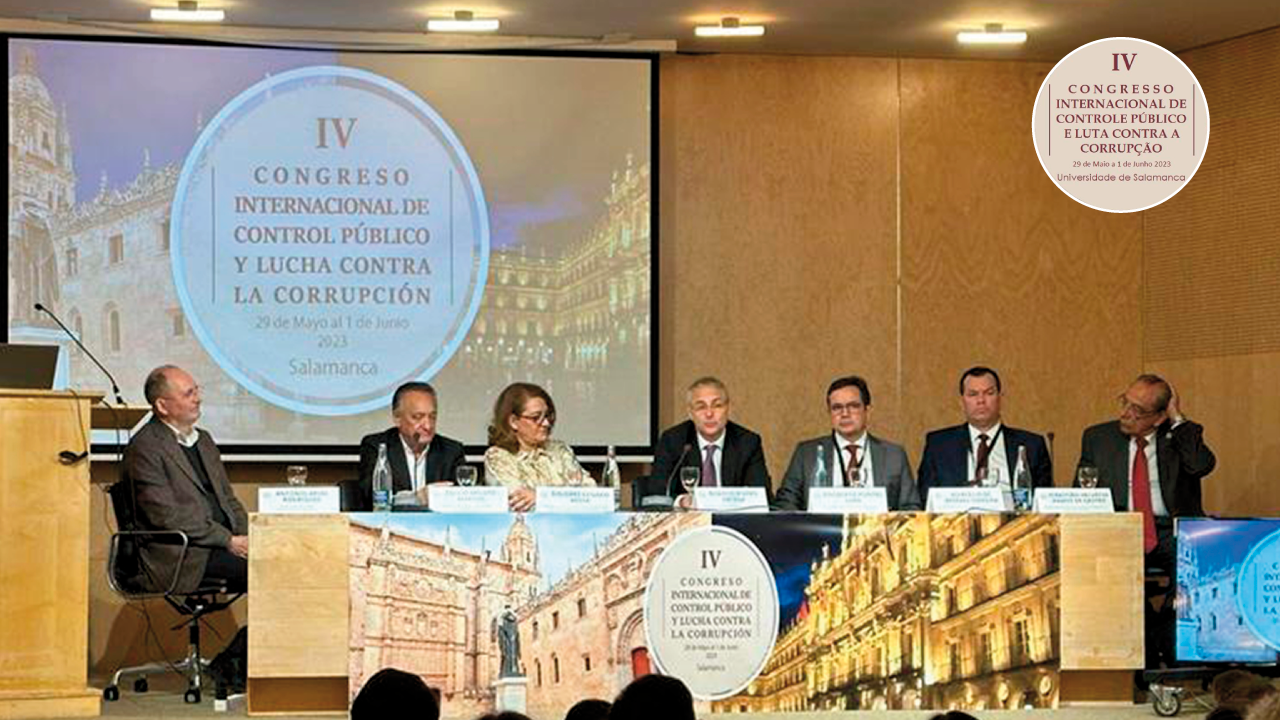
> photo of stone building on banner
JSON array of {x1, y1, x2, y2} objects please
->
[
  {"x1": 348, "y1": 512, "x2": 707, "y2": 720},
  {"x1": 712, "y1": 514, "x2": 1062, "y2": 713}
]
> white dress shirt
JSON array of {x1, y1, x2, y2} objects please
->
[
  {"x1": 697, "y1": 432, "x2": 725, "y2": 486},
  {"x1": 833, "y1": 432, "x2": 874, "y2": 487},
  {"x1": 398, "y1": 434, "x2": 430, "y2": 493},
  {"x1": 967, "y1": 423, "x2": 1012, "y2": 506}
]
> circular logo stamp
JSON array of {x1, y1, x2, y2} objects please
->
[
  {"x1": 171, "y1": 66, "x2": 489, "y2": 415},
  {"x1": 643, "y1": 525, "x2": 778, "y2": 700},
  {"x1": 1032, "y1": 37, "x2": 1209, "y2": 213},
  {"x1": 1237, "y1": 527, "x2": 1280, "y2": 652}
]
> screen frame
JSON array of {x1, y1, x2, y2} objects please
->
[{"x1": 2, "y1": 32, "x2": 661, "y2": 460}]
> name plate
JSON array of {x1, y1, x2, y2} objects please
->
[
  {"x1": 1033, "y1": 488, "x2": 1116, "y2": 514},
  {"x1": 926, "y1": 487, "x2": 1009, "y2": 513},
  {"x1": 693, "y1": 487, "x2": 769, "y2": 513},
  {"x1": 536, "y1": 487, "x2": 616, "y2": 513},
  {"x1": 808, "y1": 487, "x2": 889, "y2": 514},
  {"x1": 258, "y1": 486, "x2": 340, "y2": 514},
  {"x1": 429, "y1": 486, "x2": 509, "y2": 514}
]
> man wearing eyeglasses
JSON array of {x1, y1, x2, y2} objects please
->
[
  {"x1": 1077, "y1": 374, "x2": 1215, "y2": 559},
  {"x1": 775, "y1": 376, "x2": 921, "y2": 511},
  {"x1": 124, "y1": 365, "x2": 248, "y2": 593},
  {"x1": 917, "y1": 366, "x2": 1053, "y2": 506},
  {"x1": 650, "y1": 376, "x2": 771, "y2": 508},
  {"x1": 123, "y1": 365, "x2": 249, "y2": 693},
  {"x1": 1078, "y1": 375, "x2": 1215, "y2": 672}
]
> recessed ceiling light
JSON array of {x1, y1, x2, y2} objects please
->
[
  {"x1": 695, "y1": 17, "x2": 765, "y2": 38},
  {"x1": 150, "y1": 0, "x2": 225, "y2": 22},
  {"x1": 957, "y1": 23, "x2": 1027, "y2": 45},
  {"x1": 426, "y1": 10, "x2": 500, "y2": 32}
]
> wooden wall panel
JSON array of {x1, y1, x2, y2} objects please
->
[
  {"x1": 659, "y1": 55, "x2": 901, "y2": 477},
  {"x1": 897, "y1": 59, "x2": 1144, "y2": 482},
  {"x1": 1144, "y1": 28, "x2": 1280, "y2": 516}
]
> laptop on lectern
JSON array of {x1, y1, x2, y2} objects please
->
[{"x1": 0, "y1": 343, "x2": 61, "y2": 389}]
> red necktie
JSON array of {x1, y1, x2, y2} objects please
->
[{"x1": 1132, "y1": 436, "x2": 1158, "y2": 553}]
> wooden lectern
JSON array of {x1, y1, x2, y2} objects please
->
[{"x1": 0, "y1": 390, "x2": 146, "y2": 719}]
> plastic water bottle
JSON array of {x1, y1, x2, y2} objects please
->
[
  {"x1": 603, "y1": 445, "x2": 622, "y2": 510},
  {"x1": 372, "y1": 442, "x2": 392, "y2": 512},
  {"x1": 1012, "y1": 445, "x2": 1032, "y2": 512}
]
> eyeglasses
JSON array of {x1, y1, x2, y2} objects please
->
[
  {"x1": 1117, "y1": 395, "x2": 1158, "y2": 419},
  {"x1": 518, "y1": 412, "x2": 555, "y2": 425},
  {"x1": 829, "y1": 402, "x2": 865, "y2": 415}
]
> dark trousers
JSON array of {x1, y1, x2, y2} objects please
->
[
  {"x1": 1143, "y1": 517, "x2": 1177, "y2": 669},
  {"x1": 202, "y1": 547, "x2": 247, "y2": 593}
]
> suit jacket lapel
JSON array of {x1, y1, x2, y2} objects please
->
[
  {"x1": 1002, "y1": 428, "x2": 1018, "y2": 474},
  {"x1": 163, "y1": 431, "x2": 207, "y2": 496},
  {"x1": 386, "y1": 430, "x2": 412, "y2": 492},
  {"x1": 948, "y1": 428, "x2": 971, "y2": 486},
  {"x1": 1155, "y1": 427, "x2": 1178, "y2": 513},
  {"x1": 720, "y1": 425, "x2": 741, "y2": 487},
  {"x1": 868, "y1": 436, "x2": 887, "y2": 487},
  {"x1": 1108, "y1": 425, "x2": 1130, "y2": 510}
]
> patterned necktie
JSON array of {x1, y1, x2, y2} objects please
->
[
  {"x1": 1132, "y1": 436, "x2": 1158, "y2": 553},
  {"x1": 974, "y1": 433, "x2": 991, "y2": 483},
  {"x1": 845, "y1": 444, "x2": 861, "y2": 487},
  {"x1": 700, "y1": 444, "x2": 718, "y2": 487}
]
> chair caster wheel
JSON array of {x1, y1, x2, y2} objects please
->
[
  {"x1": 133, "y1": 677, "x2": 149, "y2": 693},
  {"x1": 103, "y1": 686, "x2": 119, "y2": 701},
  {"x1": 184, "y1": 688, "x2": 201, "y2": 704}
]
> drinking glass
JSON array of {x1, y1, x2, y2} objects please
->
[
  {"x1": 1077, "y1": 465, "x2": 1099, "y2": 489},
  {"x1": 982, "y1": 467, "x2": 1001, "y2": 488},
  {"x1": 286, "y1": 465, "x2": 307, "y2": 486},
  {"x1": 679, "y1": 467, "x2": 700, "y2": 494},
  {"x1": 456, "y1": 466, "x2": 477, "y2": 487}
]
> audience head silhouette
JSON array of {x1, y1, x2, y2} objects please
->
[
  {"x1": 565, "y1": 698, "x2": 611, "y2": 720},
  {"x1": 927, "y1": 713, "x2": 980, "y2": 720},
  {"x1": 476, "y1": 713, "x2": 533, "y2": 720},
  {"x1": 350, "y1": 668, "x2": 440, "y2": 720},
  {"x1": 610, "y1": 674, "x2": 695, "y2": 720}
]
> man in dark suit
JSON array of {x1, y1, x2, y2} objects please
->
[
  {"x1": 650, "y1": 377, "x2": 771, "y2": 507},
  {"x1": 917, "y1": 366, "x2": 1052, "y2": 506},
  {"x1": 357, "y1": 381, "x2": 466, "y2": 509},
  {"x1": 1077, "y1": 374, "x2": 1214, "y2": 564},
  {"x1": 775, "y1": 376, "x2": 921, "y2": 511},
  {"x1": 124, "y1": 365, "x2": 248, "y2": 594},
  {"x1": 1078, "y1": 373, "x2": 1215, "y2": 670}
]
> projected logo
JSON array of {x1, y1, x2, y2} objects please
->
[
  {"x1": 1238, "y1": 528, "x2": 1280, "y2": 652},
  {"x1": 171, "y1": 66, "x2": 489, "y2": 415}
]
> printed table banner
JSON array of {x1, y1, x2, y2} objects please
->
[{"x1": 348, "y1": 512, "x2": 1063, "y2": 718}]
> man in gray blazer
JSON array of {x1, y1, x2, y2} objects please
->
[
  {"x1": 774, "y1": 376, "x2": 921, "y2": 511},
  {"x1": 123, "y1": 365, "x2": 248, "y2": 595}
]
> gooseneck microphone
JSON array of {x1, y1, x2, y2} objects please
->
[
  {"x1": 664, "y1": 443, "x2": 694, "y2": 496},
  {"x1": 34, "y1": 302, "x2": 126, "y2": 406}
]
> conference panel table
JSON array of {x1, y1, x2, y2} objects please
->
[{"x1": 246, "y1": 510, "x2": 1144, "y2": 717}]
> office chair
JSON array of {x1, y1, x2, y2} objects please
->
[{"x1": 102, "y1": 481, "x2": 244, "y2": 704}]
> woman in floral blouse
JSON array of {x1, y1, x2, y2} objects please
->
[{"x1": 484, "y1": 382, "x2": 593, "y2": 511}]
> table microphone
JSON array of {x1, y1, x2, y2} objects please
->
[{"x1": 34, "y1": 302, "x2": 126, "y2": 406}]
